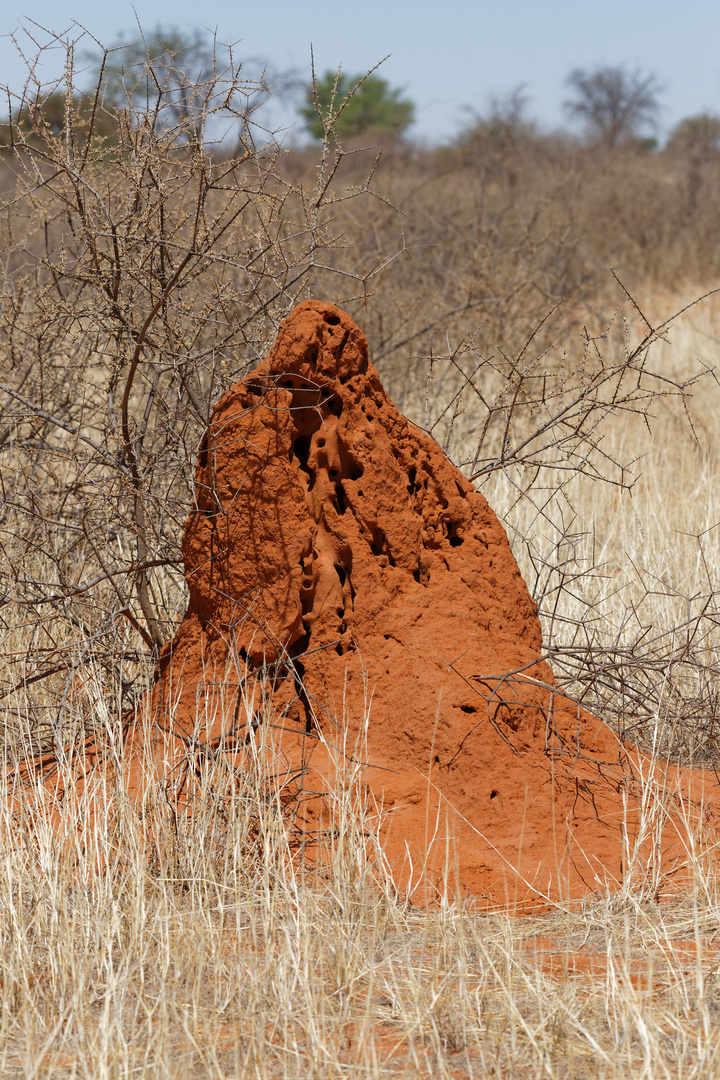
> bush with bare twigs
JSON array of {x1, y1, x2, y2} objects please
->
[{"x1": 3, "y1": 26, "x2": 720, "y2": 1078}]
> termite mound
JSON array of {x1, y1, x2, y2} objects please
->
[{"x1": 120, "y1": 301, "x2": 720, "y2": 906}]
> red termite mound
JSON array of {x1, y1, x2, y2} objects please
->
[{"x1": 151, "y1": 299, "x2": 718, "y2": 908}]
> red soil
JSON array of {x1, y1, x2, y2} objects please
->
[{"x1": 139, "y1": 300, "x2": 719, "y2": 908}]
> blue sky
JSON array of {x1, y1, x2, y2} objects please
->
[{"x1": 2, "y1": 0, "x2": 719, "y2": 143}]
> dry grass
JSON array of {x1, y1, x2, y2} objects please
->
[
  {"x1": 2, "y1": 688, "x2": 720, "y2": 1078},
  {"x1": 3, "y1": 32, "x2": 720, "y2": 1077},
  {"x1": 487, "y1": 294, "x2": 720, "y2": 765},
  {"x1": 2, "y1": 284, "x2": 720, "y2": 1080}
]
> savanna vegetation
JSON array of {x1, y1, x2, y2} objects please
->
[{"x1": 1, "y1": 24, "x2": 720, "y2": 1078}]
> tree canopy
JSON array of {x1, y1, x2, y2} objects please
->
[
  {"x1": 668, "y1": 113, "x2": 720, "y2": 157},
  {"x1": 85, "y1": 26, "x2": 271, "y2": 146},
  {"x1": 563, "y1": 66, "x2": 661, "y2": 148},
  {"x1": 299, "y1": 70, "x2": 415, "y2": 141},
  {"x1": 0, "y1": 90, "x2": 119, "y2": 148},
  {"x1": 455, "y1": 86, "x2": 539, "y2": 154}
]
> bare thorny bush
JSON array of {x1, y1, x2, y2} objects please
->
[
  {"x1": 1, "y1": 28, "x2": 719, "y2": 779},
  {"x1": 0, "y1": 33, "x2": 399, "y2": 757},
  {"x1": 407, "y1": 288, "x2": 720, "y2": 764}
]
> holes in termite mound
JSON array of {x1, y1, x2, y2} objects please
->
[
  {"x1": 335, "y1": 629, "x2": 352, "y2": 657},
  {"x1": 369, "y1": 527, "x2": 395, "y2": 565},
  {"x1": 198, "y1": 433, "x2": 209, "y2": 471},
  {"x1": 334, "y1": 558, "x2": 355, "y2": 617},
  {"x1": 335, "y1": 567, "x2": 350, "y2": 610},
  {"x1": 490, "y1": 789, "x2": 499, "y2": 800},
  {"x1": 292, "y1": 434, "x2": 310, "y2": 465},
  {"x1": 407, "y1": 464, "x2": 429, "y2": 504},
  {"x1": 287, "y1": 630, "x2": 315, "y2": 733},
  {"x1": 336, "y1": 329, "x2": 349, "y2": 359},
  {"x1": 445, "y1": 521, "x2": 464, "y2": 547},
  {"x1": 299, "y1": 553, "x2": 316, "y2": 615},
  {"x1": 320, "y1": 431, "x2": 363, "y2": 497},
  {"x1": 460, "y1": 704, "x2": 477, "y2": 715},
  {"x1": 291, "y1": 434, "x2": 316, "y2": 492},
  {"x1": 370, "y1": 529, "x2": 385, "y2": 557},
  {"x1": 324, "y1": 312, "x2": 341, "y2": 326},
  {"x1": 413, "y1": 559, "x2": 431, "y2": 587},
  {"x1": 333, "y1": 561, "x2": 353, "y2": 655},
  {"x1": 289, "y1": 630, "x2": 310, "y2": 660},
  {"x1": 317, "y1": 383, "x2": 344, "y2": 417}
]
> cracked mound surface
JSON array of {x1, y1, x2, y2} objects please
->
[{"x1": 152, "y1": 299, "x2": 719, "y2": 908}]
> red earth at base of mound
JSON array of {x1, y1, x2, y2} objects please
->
[{"x1": 124, "y1": 298, "x2": 718, "y2": 909}]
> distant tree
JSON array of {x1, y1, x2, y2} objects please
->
[
  {"x1": 300, "y1": 69, "x2": 414, "y2": 141},
  {"x1": 667, "y1": 113, "x2": 720, "y2": 214},
  {"x1": 90, "y1": 27, "x2": 217, "y2": 142},
  {"x1": 448, "y1": 86, "x2": 546, "y2": 184},
  {"x1": 458, "y1": 86, "x2": 537, "y2": 152},
  {"x1": 0, "y1": 90, "x2": 119, "y2": 147},
  {"x1": 87, "y1": 26, "x2": 271, "y2": 145},
  {"x1": 16, "y1": 92, "x2": 68, "y2": 136},
  {"x1": 563, "y1": 65, "x2": 661, "y2": 149},
  {"x1": 668, "y1": 113, "x2": 720, "y2": 157}
]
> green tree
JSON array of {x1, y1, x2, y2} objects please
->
[{"x1": 300, "y1": 69, "x2": 414, "y2": 141}]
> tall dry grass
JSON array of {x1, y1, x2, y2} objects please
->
[
  {"x1": 487, "y1": 294, "x2": 720, "y2": 764},
  {"x1": 2, "y1": 31, "x2": 720, "y2": 1077},
  {"x1": 2, "y1": 663, "x2": 720, "y2": 1077}
]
